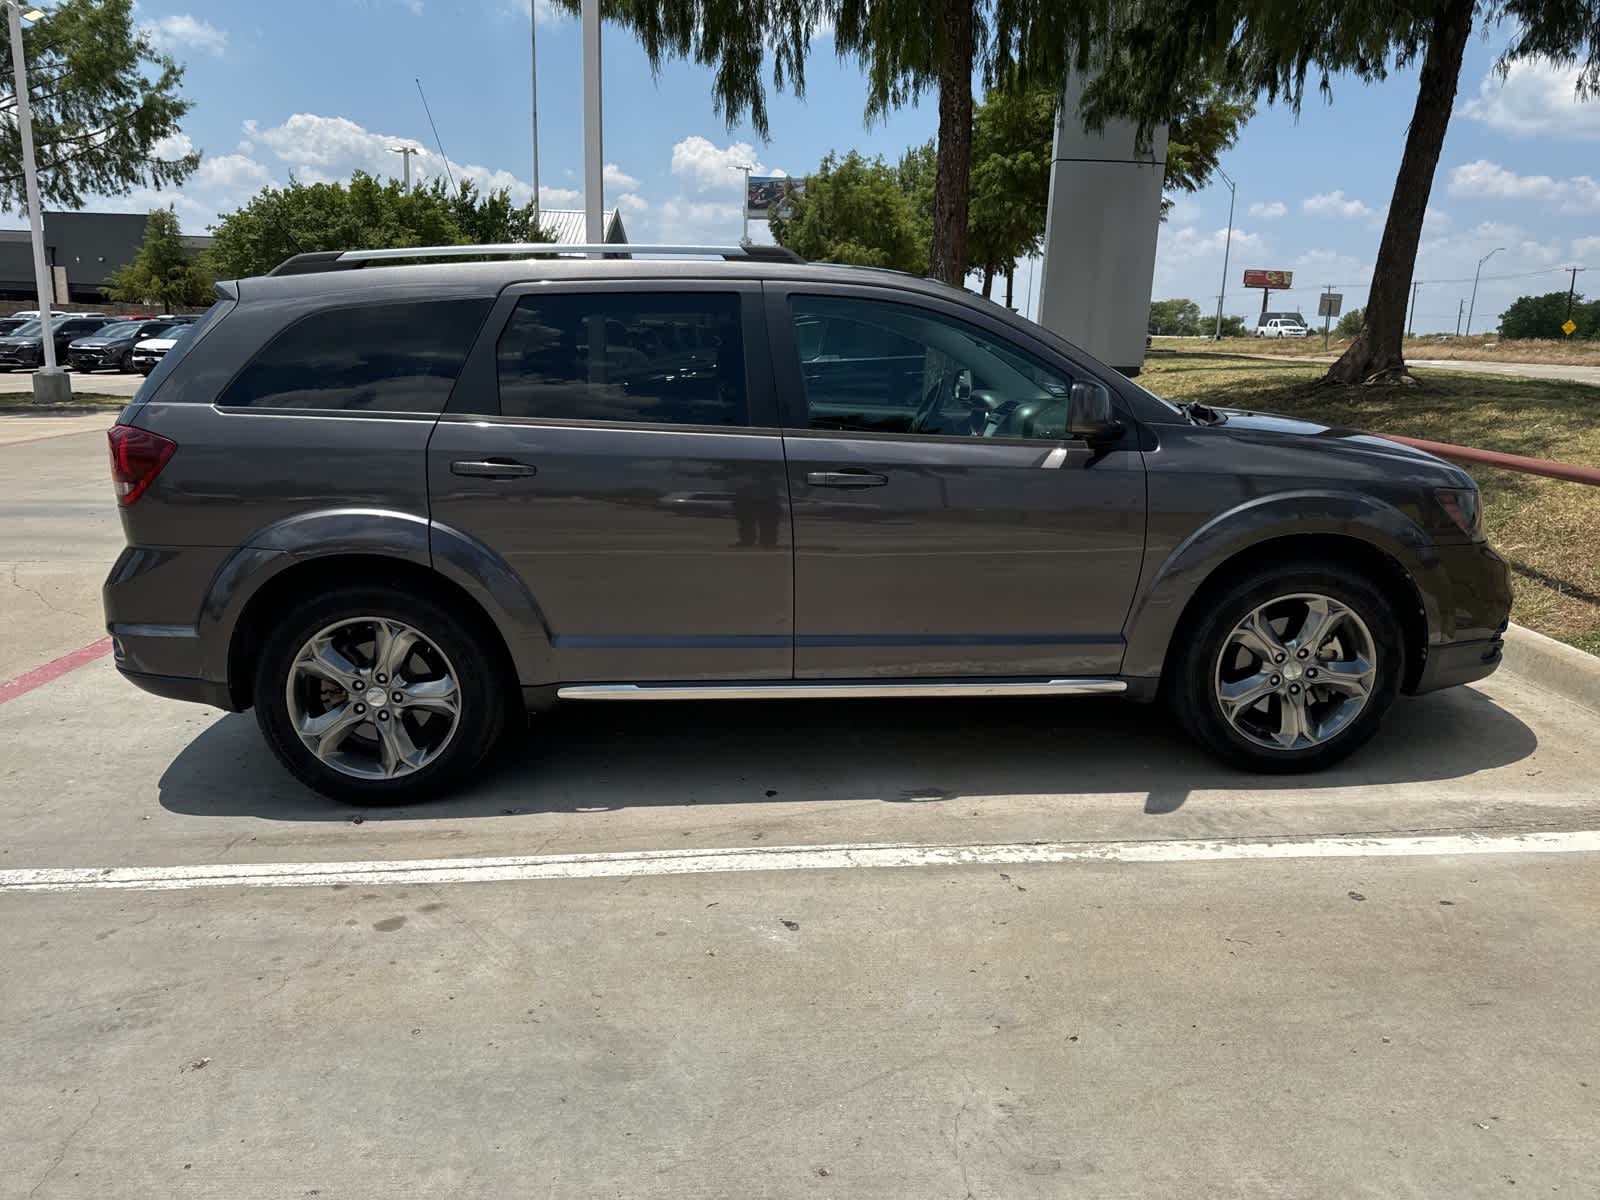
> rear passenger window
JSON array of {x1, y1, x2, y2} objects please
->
[
  {"x1": 496, "y1": 292, "x2": 747, "y2": 426},
  {"x1": 218, "y1": 298, "x2": 490, "y2": 412}
]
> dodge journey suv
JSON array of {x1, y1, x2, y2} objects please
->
[{"x1": 102, "y1": 244, "x2": 1511, "y2": 803}]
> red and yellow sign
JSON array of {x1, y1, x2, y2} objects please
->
[{"x1": 1243, "y1": 269, "x2": 1294, "y2": 289}]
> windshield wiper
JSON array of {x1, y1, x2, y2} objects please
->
[{"x1": 1178, "y1": 401, "x2": 1227, "y2": 426}]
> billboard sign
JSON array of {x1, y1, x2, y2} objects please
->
[
  {"x1": 1317, "y1": 292, "x2": 1343, "y2": 318},
  {"x1": 745, "y1": 175, "x2": 803, "y2": 219},
  {"x1": 1243, "y1": 269, "x2": 1293, "y2": 289}
]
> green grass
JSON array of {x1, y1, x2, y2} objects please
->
[
  {"x1": 0, "y1": 394, "x2": 126, "y2": 413},
  {"x1": 1140, "y1": 351, "x2": 1600, "y2": 655}
]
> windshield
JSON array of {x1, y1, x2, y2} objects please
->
[
  {"x1": 10, "y1": 320, "x2": 41, "y2": 337},
  {"x1": 95, "y1": 321, "x2": 147, "y2": 339}
]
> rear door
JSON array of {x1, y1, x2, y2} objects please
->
[
  {"x1": 428, "y1": 279, "x2": 793, "y2": 684},
  {"x1": 767, "y1": 284, "x2": 1146, "y2": 680}
]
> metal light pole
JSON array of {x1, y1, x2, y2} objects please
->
[
  {"x1": 530, "y1": 0, "x2": 539, "y2": 212},
  {"x1": 389, "y1": 145, "x2": 417, "y2": 190},
  {"x1": 581, "y1": 0, "x2": 603, "y2": 249},
  {"x1": 8, "y1": 2, "x2": 66, "y2": 404},
  {"x1": 1465, "y1": 246, "x2": 1504, "y2": 337},
  {"x1": 1213, "y1": 167, "x2": 1236, "y2": 340},
  {"x1": 736, "y1": 164, "x2": 752, "y2": 245}
]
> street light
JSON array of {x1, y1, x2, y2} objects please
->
[
  {"x1": 1213, "y1": 167, "x2": 1236, "y2": 340},
  {"x1": 6, "y1": 0, "x2": 67, "y2": 404},
  {"x1": 389, "y1": 145, "x2": 417, "y2": 190},
  {"x1": 1465, "y1": 246, "x2": 1505, "y2": 337}
]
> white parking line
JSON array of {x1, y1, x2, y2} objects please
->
[{"x1": 3, "y1": 830, "x2": 1598, "y2": 894}]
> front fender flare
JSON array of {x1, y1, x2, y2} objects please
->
[{"x1": 1121, "y1": 490, "x2": 1441, "y2": 681}]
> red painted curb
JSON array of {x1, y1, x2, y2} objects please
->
[
  {"x1": 0, "y1": 637, "x2": 114, "y2": 706},
  {"x1": 1380, "y1": 433, "x2": 1600, "y2": 486}
]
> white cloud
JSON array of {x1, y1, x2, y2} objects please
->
[
  {"x1": 642, "y1": 198, "x2": 744, "y2": 244},
  {"x1": 197, "y1": 154, "x2": 273, "y2": 191},
  {"x1": 670, "y1": 136, "x2": 778, "y2": 194},
  {"x1": 1291, "y1": 249, "x2": 1371, "y2": 282},
  {"x1": 1572, "y1": 236, "x2": 1600, "y2": 263},
  {"x1": 1165, "y1": 197, "x2": 1202, "y2": 225},
  {"x1": 1157, "y1": 224, "x2": 1266, "y2": 264},
  {"x1": 1461, "y1": 59, "x2": 1600, "y2": 142},
  {"x1": 143, "y1": 14, "x2": 228, "y2": 56},
  {"x1": 1302, "y1": 190, "x2": 1376, "y2": 220},
  {"x1": 615, "y1": 192, "x2": 649, "y2": 215},
  {"x1": 151, "y1": 132, "x2": 195, "y2": 160},
  {"x1": 603, "y1": 163, "x2": 640, "y2": 192},
  {"x1": 1448, "y1": 159, "x2": 1600, "y2": 213},
  {"x1": 1424, "y1": 205, "x2": 1451, "y2": 232},
  {"x1": 1247, "y1": 200, "x2": 1286, "y2": 219},
  {"x1": 508, "y1": 0, "x2": 570, "y2": 26},
  {"x1": 539, "y1": 185, "x2": 583, "y2": 208}
]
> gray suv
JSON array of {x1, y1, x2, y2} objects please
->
[{"x1": 102, "y1": 244, "x2": 1512, "y2": 802}]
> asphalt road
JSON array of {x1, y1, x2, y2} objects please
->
[
  {"x1": 2, "y1": 417, "x2": 1598, "y2": 1199},
  {"x1": 1228, "y1": 350, "x2": 1600, "y2": 388}
]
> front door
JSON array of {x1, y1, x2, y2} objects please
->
[
  {"x1": 768, "y1": 287, "x2": 1146, "y2": 679},
  {"x1": 429, "y1": 280, "x2": 792, "y2": 683}
]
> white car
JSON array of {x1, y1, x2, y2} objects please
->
[
  {"x1": 1256, "y1": 318, "x2": 1309, "y2": 339},
  {"x1": 130, "y1": 332, "x2": 186, "y2": 375}
]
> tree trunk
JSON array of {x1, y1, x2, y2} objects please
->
[
  {"x1": 1324, "y1": 0, "x2": 1474, "y2": 385},
  {"x1": 981, "y1": 264, "x2": 995, "y2": 297},
  {"x1": 928, "y1": 0, "x2": 974, "y2": 286},
  {"x1": 1005, "y1": 265, "x2": 1015, "y2": 310}
]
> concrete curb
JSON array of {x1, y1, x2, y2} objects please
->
[{"x1": 1498, "y1": 623, "x2": 1600, "y2": 716}]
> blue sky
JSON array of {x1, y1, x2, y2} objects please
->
[{"x1": 22, "y1": 1, "x2": 1600, "y2": 332}]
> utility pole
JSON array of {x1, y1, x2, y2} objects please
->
[
  {"x1": 530, "y1": 0, "x2": 540, "y2": 212},
  {"x1": 1466, "y1": 246, "x2": 1504, "y2": 337},
  {"x1": 582, "y1": 0, "x2": 603, "y2": 248},
  {"x1": 1322, "y1": 284, "x2": 1333, "y2": 351},
  {"x1": 8, "y1": 1, "x2": 67, "y2": 404},
  {"x1": 389, "y1": 145, "x2": 417, "y2": 190},
  {"x1": 1408, "y1": 281, "x2": 1420, "y2": 338},
  {"x1": 1564, "y1": 265, "x2": 1586, "y2": 322},
  {"x1": 737, "y1": 164, "x2": 752, "y2": 246},
  {"x1": 1213, "y1": 167, "x2": 1236, "y2": 340},
  {"x1": 1456, "y1": 298, "x2": 1465, "y2": 337}
]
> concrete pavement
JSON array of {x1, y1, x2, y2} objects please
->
[
  {"x1": 0, "y1": 368, "x2": 144, "y2": 397},
  {"x1": 2, "y1": 412, "x2": 1598, "y2": 1198}
]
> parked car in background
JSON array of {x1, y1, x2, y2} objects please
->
[
  {"x1": 129, "y1": 324, "x2": 195, "y2": 375},
  {"x1": 101, "y1": 244, "x2": 1512, "y2": 803},
  {"x1": 1256, "y1": 316, "x2": 1310, "y2": 339},
  {"x1": 68, "y1": 317, "x2": 193, "y2": 373},
  {"x1": 10, "y1": 309, "x2": 71, "y2": 320},
  {"x1": 0, "y1": 314, "x2": 116, "y2": 370},
  {"x1": 0, "y1": 318, "x2": 31, "y2": 338}
]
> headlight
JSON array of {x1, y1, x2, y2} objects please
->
[{"x1": 1435, "y1": 487, "x2": 1484, "y2": 541}]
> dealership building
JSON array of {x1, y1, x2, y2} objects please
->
[{"x1": 0, "y1": 212, "x2": 212, "y2": 304}]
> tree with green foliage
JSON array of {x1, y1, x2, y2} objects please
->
[
  {"x1": 769, "y1": 151, "x2": 926, "y2": 273},
  {"x1": 1149, "y1": 297, "x2": 1202, "y2": 336},
  {"x1": 104, "y1": 207, "x2": 212, "y2": 308},
  {"x1": 0, "y1": 0, "x2": 197, "y2": 213},
  {"x1": 1198, "y1": 313, "x2": 1247, "y2": 338},
  {"x1": 1334, "y1": 306, "x2": 1366, "y2": 339},
  {"x1": 1082, "y1": 1, "x2": 1600, "y2": 385},
  {"x1": 208, "y1": 172, "x2": 551, "y2": 279},
  {"x1": 1498, "y1": 292, "x2": 1598, "y2": 340},
  {"x1": 967, "y1": 84, "x2": 1056, "y2": 299}
]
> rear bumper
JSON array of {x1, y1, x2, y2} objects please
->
[{"x1": 116, "y1": 666, "x2": 238, "y2": 711}]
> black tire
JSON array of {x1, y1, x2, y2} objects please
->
[
  {"x1": 253, "y1": 584, "x2": 509, "y2": 804},
  {"x1": 1168, "y1": 561, "x2": 1403, "y2": 773}
]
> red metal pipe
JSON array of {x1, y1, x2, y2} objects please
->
[{"x1": 1379, "y1": 433, "x2": 1600, "y2": 487}]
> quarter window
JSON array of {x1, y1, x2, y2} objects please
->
[
  {"x1": 787, "y1": 295, "x2": 1074, "y2": 441},
  {"x1": 217, "y1": 298, "x2": 491, "y2": 412},
  {"x1": 496, "y1": 292, "x2": 747, "y2": 426}
]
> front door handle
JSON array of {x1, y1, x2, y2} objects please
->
[
  {"x1": 806, "y1": 470, "x2": 888, "y2": 489},
  {"x1": 451, "y1": 458, "x2": 537, "y2": 479}
]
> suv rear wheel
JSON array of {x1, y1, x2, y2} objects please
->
[
  {"x1": 253, "y1": 585, "x2": 507, "y2": 803},
  {"x1": 1170, "y1": 562, "x2": 1402, "y2": 772}
]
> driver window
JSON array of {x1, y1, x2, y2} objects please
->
[{"x1": 787, "y1": 294, "x2": 1073, "y2": 440}]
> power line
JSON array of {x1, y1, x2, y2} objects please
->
[{"x1": 415, "y1": 77, "x2": 455, "y2": 192}]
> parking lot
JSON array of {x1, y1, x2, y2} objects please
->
[{"x1": 3, "y1": 415, "x2": 1598, "y2": 1198}]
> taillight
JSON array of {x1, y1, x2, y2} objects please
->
[{"x1": 107, "y1": 424, "x2": 176, "y2": 506}]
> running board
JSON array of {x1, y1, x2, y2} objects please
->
[{"x1": 556, "y1": 679, "x2": 1127, "y2": 701}]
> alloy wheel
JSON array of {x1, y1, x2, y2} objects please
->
[
  {"x1": 284, "y1": 616, "x2": 462, "y2": 780},
  {"x1": 1213, "y1": 593, "x2": 1378, "y2": 752}
]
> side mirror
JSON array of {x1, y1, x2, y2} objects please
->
[
  {"x1": 953, "y1": 368, "x2": 973, "y2": 403},
  {"x1": 1068, "y1": 380, "x2": 1122, "y2": 441}
]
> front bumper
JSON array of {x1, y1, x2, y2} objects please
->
[
  {"x1": 1409, "y1": 541, "x2": 1513, "y2": 695},
  {"x1": 68, "y1": 350, "x2": 121, "y2": 371},
  {"x1": 1413, "y1": 636, "x2": 1504, "y2": 694}
]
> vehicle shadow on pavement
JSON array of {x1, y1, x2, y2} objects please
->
[{"x1": 157, "y1": 683, "x2": 1538, "y2": 822}]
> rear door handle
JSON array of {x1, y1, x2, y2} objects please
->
[
  {"x1": 451, "y1": 458, "x2": 537, "y2": 479},
  {"x1": 806, "y1": 470, "x2": 889, "y2": 489}
]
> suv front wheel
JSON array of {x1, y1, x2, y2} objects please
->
[
  {"x1": 253, "y1": 585, "x2": 507, "y2": 803},
  {"x1": 1170, "y1": 562, "x2": 1402, "y2": 772}
]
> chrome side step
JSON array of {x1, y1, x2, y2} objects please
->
[{"x1": 556, "y1": 679, "x2": 1127, "y2": 701}]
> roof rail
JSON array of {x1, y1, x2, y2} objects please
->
[{"x1": 268, "y1": 242, "x2": 804, "y2": 276}]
